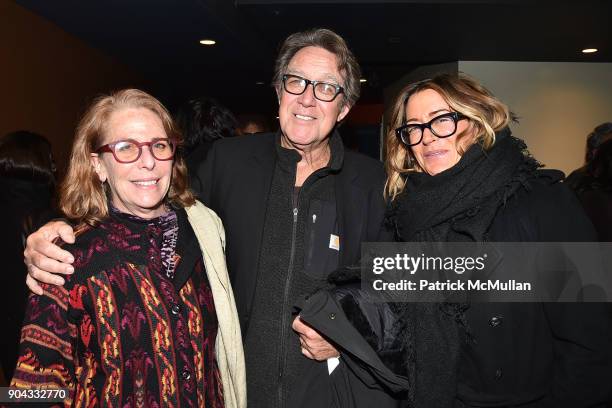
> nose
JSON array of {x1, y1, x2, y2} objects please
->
[
  {"x1": 421, "y1": 127, "x2": 436, "y2": 145},
  {"x1": 297, "y1": 83, "x2": 316, "y2": 106},
  {"x1": 137, "y1": 145, "x2": 156, "y2": 170}
]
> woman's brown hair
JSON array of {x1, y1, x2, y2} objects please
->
[
  {"x1": 385, "y1": 73, "x2": 511, "y2": 201},
  {"x1": 60, "y1": 88, "x2": 195, "y2": 226}
]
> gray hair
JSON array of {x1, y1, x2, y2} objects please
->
[{"x1": 272, "y1": 28, "x2": 361, "y2": 108}]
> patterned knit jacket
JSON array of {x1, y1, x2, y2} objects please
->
[{"x1": 11, "y1": 202, "x2": 246, "y2": 408}]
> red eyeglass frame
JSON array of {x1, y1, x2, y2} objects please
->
[{"x1": 95, "y1": 138, "x2": 177, "y2": 163}]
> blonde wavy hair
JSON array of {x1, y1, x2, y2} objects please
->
[
  {"x1": 60, "y1": 88, "x2": 195, "y2": 226},
  {"x1": 385, "y1": 73, "x2": 511, "y2": 201}
]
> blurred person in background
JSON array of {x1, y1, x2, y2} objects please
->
[
  {"x1": 0, "y1": 130, "x2": 56, "y2": 382},
  {"x1": 574, "y1": 139, "x2": 612, "y2": 240},
  {"x1": 175, "y1": 96, "x2": 238, "y2": 191},
  {"x1": 565, "y1": 122, "x2": 612, "y2": 191},
  {"x1": 236, "y1": 113, "x2": 273, "y2": 135}
]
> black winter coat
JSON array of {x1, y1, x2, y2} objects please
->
[
  {"x1": 455, "y1": 176, "x2": 612, "y2": 407},
  {"x1": 193, "y1": 131, "x2": 390, "y2": 407},
  {"x1": 296, "y1": 284, "x2": 410, "y2": 408}
]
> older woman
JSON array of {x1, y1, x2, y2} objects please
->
[
  {"x1": 10, "y1": 89, "x2": 245, "y2": 407},
  {"x1": 385, "y1": 74, "x2": 612, "y2": 407}
]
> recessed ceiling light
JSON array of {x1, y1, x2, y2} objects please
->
[
  {"x1": 359, "y1": 78, "x2": 367, "y2": 83},
  {"x1": 582, "y1": 48, "x2": 598, "y2": 54},
  {"x1": 256, "y1": 81, "x2": 265, "y2": 85},
  {"x1": 199, "y1": 39, "x2": 216, "y2": 46}
]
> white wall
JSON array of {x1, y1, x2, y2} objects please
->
[{"x1": 459, "y1": 61, "x2": 612, "y2": 175}]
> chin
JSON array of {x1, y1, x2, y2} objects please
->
[
  {"x1": 126, "y1": 196, "x2": 164, "y2": 212},
  {"x1": 422, "y1": 157, "x2": 459, "y2": 176},
  {"x1": 423, "y1": 164, "x2": 449, "y2": 176},
  {"x1": 141, "y1": 198, "x2": 166, "y2": 210},
  {"x1": 285, "y1": 132, "x2": 317, "y2": 147}
]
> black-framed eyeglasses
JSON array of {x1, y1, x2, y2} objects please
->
[
  {"x1": 282, "y1": 74, "x2": 344, "y2": 102},
  {"x1": 395, "y1": 112, "x2": 467, "y2": 147},
  {"x1": 95, "y1": 138, "x2": 177, "y2": 163}
]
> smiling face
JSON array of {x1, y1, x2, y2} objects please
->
[
  {"x1": 277, "y1": 46, "x2": 351, "y2": 152},
  {"x1": 91, "y1": 107, "x2": 173, "y2": 219},
  {"x1": 406, "y1": 89, "x2": 475, "y2": 175}
]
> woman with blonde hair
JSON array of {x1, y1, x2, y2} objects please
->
[
  {"x1": 11, "y1": 89, "x2": 245, "y2": 407},
  {"x1": 384, "y1": 73, "x2": 611, "y2": 407}
]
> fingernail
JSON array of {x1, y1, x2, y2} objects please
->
[
  {"x1": 56, "y1": 278, "x2": 65, "y2": 286},
  {"x1": 66, "y1": 266, "x2": 74, "y2": 274},
  {"x1": 67, "y1": 256, "x2": 75, "y2": 263}
]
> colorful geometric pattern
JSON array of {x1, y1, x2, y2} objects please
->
[
  {"x1": 10, "y1": 210, "x2": 222, "y2": 407},
  {"x1": 180, "y1": 279, "x2": 206, "y2": 406},
  {"x1": 88, "y1": 273, "x2": 123, "y2": 407},
  {"x1": 130, "y1": 262, "x2": 179, "y2": 408}
]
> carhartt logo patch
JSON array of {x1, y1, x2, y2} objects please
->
[{"x1": 329, "y1": 234, "x2": 340, "y2": 251}]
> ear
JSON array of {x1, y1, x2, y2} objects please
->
[
  {"x1": 90, "y1": 153, "x2": 107, "y2": 183},
  {"x1": 275, "y1": 86, "x2": 282, "y2": 105},
  {"x1": 336, "y1": 102, "x2": 351, "y2": 123}
]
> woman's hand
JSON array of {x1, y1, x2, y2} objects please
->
[
  {"x1": 24, "y1": 221, "x2": 76, "y2": 294},
  {"x1": 292, "y1": 315, "x2": 339, "y2": 361}
]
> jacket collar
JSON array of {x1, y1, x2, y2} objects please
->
[{"x1": 273, "y1": 129, "x2": 345, "y2": 174}]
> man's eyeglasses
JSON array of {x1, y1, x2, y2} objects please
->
[
  {"x1": 95, "y1": 138, "x2": 176, "y2": 163},
  {"x1": 395, "y1": 112, "x2": 467, "y2": 147},
  {"x1": 282, "y1": 74, "x2": 344, "y2": 102}
]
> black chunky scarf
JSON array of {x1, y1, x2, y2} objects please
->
[{"x1": 389, "y1": 127, "x2": 542, "y2": 242}]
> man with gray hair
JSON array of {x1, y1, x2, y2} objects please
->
[{"x1": 23, "y1": 28, "x2": 391, "y2": 407}]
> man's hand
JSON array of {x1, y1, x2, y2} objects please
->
[
  {"x1": 292, "y1": 315, "x2": 339, "y2": 361},
  {"x1": 24, "y1": 221, "x2": 76, "y2": 295}
]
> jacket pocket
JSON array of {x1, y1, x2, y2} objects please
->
[{"x1": 304, "y1": 200, "x2": 339, "y2": 279}]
